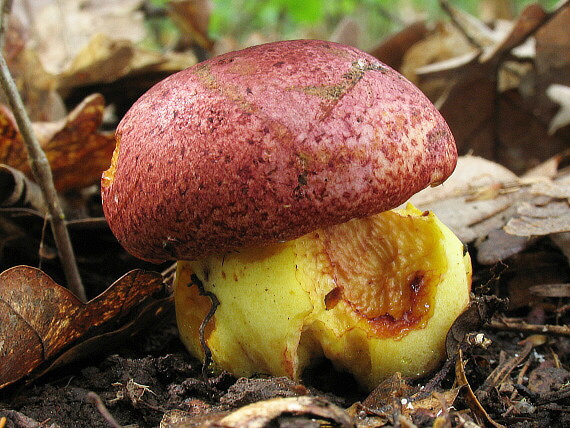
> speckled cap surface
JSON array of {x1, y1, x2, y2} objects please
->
[{"x1": 101, "y1": 40, "x2": 457, "y2": 263}]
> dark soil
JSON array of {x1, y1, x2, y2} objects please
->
[{"x1": 1, "y1": 237, "x2": 570, "y2": 428}]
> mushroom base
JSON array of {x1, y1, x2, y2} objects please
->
[{"x1": 174, "y1": 204, "x2": 471, "y2": 391}]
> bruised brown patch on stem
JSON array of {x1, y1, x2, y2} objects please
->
[
  {"x1": 324, "y1": 287, "x2": 343, "y2": 310},
  {"x1": 299, "y1": 210, "x2": 447, "y2": 340},
  {"x1": 353, "y1": 271, "x2": 433, "y2": 338}
]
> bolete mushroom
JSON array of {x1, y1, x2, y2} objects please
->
[{"x1": 101, "y1": 40, "x2": 471, "y2": 391}]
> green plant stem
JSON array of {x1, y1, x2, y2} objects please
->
[{"x1": 0, "y1": 53, "x2": 87, "y2": 301}]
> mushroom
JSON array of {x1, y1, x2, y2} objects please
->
[{"x1": 101, "y1": 40, "x2": 471, "y2": 391}]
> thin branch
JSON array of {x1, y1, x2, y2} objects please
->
[
  {"x1": 0, "y1": 2, "x2": 86, "y2": 301},
  {"x1": 86, "y1": 392, "x2": 123, "y2": 428},
  {"x1": 488, "y1": 318, "x2": 570, "y2": 337},
  {"x1": 0, "y1": 0, "x2": 11, "y2": 52},
  {"x1": 439, "y1": 0, "x2": 484, "y2": 50}
]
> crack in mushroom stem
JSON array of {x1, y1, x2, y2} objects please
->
[{"x1": 190, "y1": 273, "x2": 220, "y2": 384}]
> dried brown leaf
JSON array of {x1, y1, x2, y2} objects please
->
[
  {"x1": 529, "y1": 180, "x2": 570, "y2": 199},
  {"x1": 0, "y1": 93, "x2": 115, "y2": 191},
  {"x1": 8, "y1": 7, "x2": 194, "y2": 107},
  {"x1": 546, "y1": 84, "x2": 570, "y2": 134},
  {"x1": 476, "y1": 229, "x2": 535, "y2": 265},
  {"x1": 3, "y1": 18, "x2": 64, "y2": 122},
  {"x1": 531, "y1": 4, "x2": 570, "y2": 129},
  {"x1": 168, "y1": 0, "x2": 215, "y2": 52},
  {"x1": 359, "y1": 371, "x2": 461, "y2": 422},
  {"x1": 362, "y1": 372, "x2": 413, "y2": 410},
  {"x1": 410, "y1": 155, "x2": 518, "y2": 206},
  {"x1": 401, "y1": 21, "x2": 476, "y2": 96},
  {"x1": 411, "y1": 388, "x2": 461, "y2": 416},
  {"x1": 480, "y1": 3, "x2": 547, "y2": 62},
  {"x1": 446, "y1": 295, "x2": 507, "y2": 358},
  {"x1": 369, "y1": 21, "x2": 429, "y2": 71},
  {"x1": 408, "y1": 156, "x2": 518, "y2": 243},
  {"x1": 214, "y1": 396, "x2": 354, "y2": 428},
  {"x1": 530, "y1": 282, "x2": 570, "y2": 298},
  {"x1": 407, "y1": 3, "x2": 569, "y2": 173},
  {"x1": 410, "y1": 155, "x2": 570, "y2": 264},
  {"x1": 504, "y1": 214, "x2": 570, "y2": 236},
  {"x1": 53, "y1": 33, "x2": 196, "y2": 90},
  {"x1": 523, "y1": 150, "x2": 570, "y2": 179},
  {"x1": 528, "y1": 366, "x2": 570, "y2": 394},
  {"x1": 0, "y1": 164, "x2": 45, "y2": 210},
  {"x1": 33, "y1": 0, "x2": 146, "y2": 76},
  {"x1": 56, "y1": 34, "x2": 136, "y2": 89},
  {"x1": 0, "y1": 266, "x2": 165, "y2": 389},
  {"x1": 504, "y1": 178, "x2": 570, "y2": 236}
]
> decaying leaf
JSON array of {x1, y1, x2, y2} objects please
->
[
  {"x1": 546, "y1": 84, "x2": 570, "y2": 134},
  {"x1": 523, "y1": 150, "x2": 570, "y2": 178},
  {"x1": 504, "y1": 179, "x2": 570, "y2": 236},
  {"x1": 360, "y1": 372, "x2": 414, "y2": 410},
  {"x1": 353, "y1": 371, "x2": 461, "y2": 425},
  {"x1": 528, "y1": 366, "x2": 570, "y2": 395},
  {"x1": 408, "y1": 155, "x2": 519, "y2": 243},
  {"x1": 55, "y1": 33, "x2": 196, "y2": 91},
  {"x1": 56, "y1": 33, "x2": 137, "y2": 89},
  {"x1": 410, "y1": 155, "x2": 518, "y2": 206},
  {"x1": 370, "y1": 21, "x2": 429, "y2": 71},
  {"x1": 552, "y1": 231, "x2": 570, "y2": 264},
  {"x1": 32, "y1": 0, "x2": 147, "y2": 76},
  {"x1": 2, "y1": 17, "x2": 65, "y2": 122},
  {"x1": 214, "y1": 396, "x2": 354, "y2": 428},
  {"x1": 168, "y1": 0, "x2": 215, "y2": 52},
  {"x1": 162, "y1": 396, "x2": 354, "y2": 428},
  {"x1": 400, "y1": 21, "x2": 478, "y2": 95},
  {"x1": 0, "y1": 266, "x2": 167, "y2": 389},
  {"x1": 529, "y1": 282, "x2": 570, "y2": 298},
  {"x1": 445, "y1": 295, "x2": 507, "y2": 358},
  {"x1": 476, "y1": 229, "x2": 536, "y2": 265},
  {"x1": 504, "y1": 211, "x2": 570, "y2": 236},
  {"x1": 6, "y1": 5, "x2": 196, "y2": 118},
  {"x1": 410, "y1": 155, "x2": 570, "y2": 264},
  {"x1": 0, "y1": 93, "x2": 115, "y2": 191},
  {"x1": 532, "y1": 4, "x2": 570, "y2": 127},
  {"x1": 0, "y1": 164, "x2": 45, "y2": 211},
  {"x1": 402, "y1": 3, "x2": 568, "y2": 173}
]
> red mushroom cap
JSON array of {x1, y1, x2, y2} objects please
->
[{"x1": 101, "y1": 40, "x2": 457, "y2": 263}]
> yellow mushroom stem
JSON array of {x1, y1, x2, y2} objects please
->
[{"x1": 174, "y1": 204, "x2": 472, "y2": 391}]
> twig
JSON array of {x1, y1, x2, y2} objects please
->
[
  {"x1": 488, "y1": 318, "x2": 570, "y2": 337},
  {"x1": 86, "y1": 391, "x2": 123, "y2": 428},
  {"x1": 439, "y1": 0, "x2": 484, "y2": 49},
  {"x1": 537, "y1": 385, "x2": 570, "y2": 405},
  {"x1": 476, "y1": 341, "x2": 534, "y2": 402},
  {"x1": 0, "y1": 1, "x2": 86, "y2": 301},
  {"x1": 0, "y1": 0, "x2": 11, "y2": 52}
]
